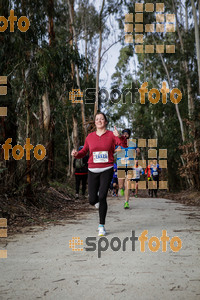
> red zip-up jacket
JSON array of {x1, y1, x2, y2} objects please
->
[{"x1": 75, "y1": 130, "x2": 127, "y2": 169}]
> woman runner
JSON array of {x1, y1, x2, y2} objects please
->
[{"x1": 71, "y1": 112, "x2": 127, "y2": 236}]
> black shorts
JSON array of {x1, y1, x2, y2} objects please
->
[{"x1": 130, "y1": 178, "x2": 140, "y2": 183}]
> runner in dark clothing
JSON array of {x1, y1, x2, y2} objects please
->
[
  {"x1": 110, "y1": 163, "x2": 118, "y2": 197},
  {"x1": 73, "y1": 146, "x2": 88, "y2": 199},
  {"x1": 150, "y1": 160, "x2": 161, "y2": 197}
]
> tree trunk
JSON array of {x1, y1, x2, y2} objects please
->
[
  {"x1": 153, "y1": 37, "x2": 185, "y2": 142},
  {"x1": 48, "y1": 0, "x2": 55, "y2": 45},
  {"x1": 23, "y1": 67, "x2": 32, "y2": 197},
  {"x1": 42, "y1": 89, "x2": 50, "y2": 130},
  {"x1": 66, "y1": 120, "x2": 71, "y2": 177},
  {"x1": 190, "y1": 0, "x2": 200, "y2": 94},
  {"x1": 158, "y1": 52, "x2": 191, "y2": 187},
  {"x1": 198, "y1": 0, "x2": 200, "y2": 30},
  {"x1": 172, "y1": 0, "x2": 195, "y2": 119},
  {"x1": 67, "y1": 0, "x2": 87, "y2": 140},
  {"x1": 85, "y1": 27, "x2": 89, "y2": 83},
  {"x1": 67, "y1": 0, "x2": 79, "y2": 178},
  {"x1": 185, "y1": 0, "x2": 188, "y2": 32},
  {"x1": 46, "y1": 0, "x2": 55, "y2": 179},
  {"x1": 94, "y1": 0, "x2": 105, "y2": 115},
  {"x1": 72, "y1": 115, "x2": 78, "y2": 149},
  {"x1": 173, "y1": 0, "x2": 199, "y2": 159}
]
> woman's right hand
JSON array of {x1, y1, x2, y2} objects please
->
[
  {"x1": 71, "y1": 149, "x2": 78, "y2": 157},
  {"x1": 115, "y1": 146, "x2": 121, "y2": 152}
]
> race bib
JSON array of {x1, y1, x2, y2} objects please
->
[
  {"x1": 153, "y1": 171, "x2": 158, "y2": 176},
  {"x1": 93, "y1": 151, "x2": 108, "y2": 163}
]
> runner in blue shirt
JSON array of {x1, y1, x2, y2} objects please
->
[
  {"x1": 150, "y1": 160, "x2": 161, "y2": 198},
  {"x1": 116, "y1": 129, "x2": 140, "y2": 208},
  {"x1": 130, "y1": 160, "x2": 144, "y2": 199}
]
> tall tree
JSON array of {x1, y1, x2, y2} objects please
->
[
  {"x1": 190, "y1": 0, "x2": 200, "y2": 94},
  {"x1": 67, "y1": 0, "x2": 87, "y2": 140},
  {"x1": 94, "y1": 0, "x2": 105, "y2": 115}
]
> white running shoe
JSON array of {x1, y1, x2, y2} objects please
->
[
  {"x1": 98, "y1": 225, "x2": 106, "y2": 236},
  {"x1": 95, "y1": 202, "x2": 99, "y2": 209}
]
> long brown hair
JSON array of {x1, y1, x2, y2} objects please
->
[
  {"x1": 87, "y1": 112, "x2": 108, "y2": 133},
  {"x1": 94, "y1": 112, "x2": 108, "y2": 124}
]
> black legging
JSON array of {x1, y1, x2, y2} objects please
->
[
  {"x1": 151, "y1": 176, "x2": 159, "y2": 197},
  {"x1": 75, "y1": 174, "x2": 88, "y2": 195},
  {"x1": 88, "y1": 167, "x2": 113, "y2": 225}
]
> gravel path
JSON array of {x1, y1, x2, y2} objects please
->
[{"x1": 0, "y1": 196, "x2": 200, "y2": 300}]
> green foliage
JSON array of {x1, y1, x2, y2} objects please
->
[
  {"x1": 108, "y1": 0, "x2": 200, "y2": 190},
  {"x1": 0, "y1": 0, "x2": 98, "y2": 191}
]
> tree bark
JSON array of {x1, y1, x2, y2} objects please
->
[
  {"x1": 48, "y1": 0, "x2": 55, "y2": 44},
  {"x1": 159, "y1": 55, "x2": 185, "y2": 141},
  {"x1": 41, "y1": 0, "x2": 56, "y2": 180},
  {"x1": 198, "y1": 0, "x2": 200, "y2": 30},
  {"x1": 67, "y1": 0, "x2": 87, "y2": 140},
  {"x1": 85, "y1": 27, "x2": 89, "y2": 83},
  {"x1": 66, "y1": 120, "x2": 71, "y2": 177},
  {"x1": 42, "y1": 89, "x2": 50, "y2": 130},
  {"x1": 190, "y1": 0, "x2": 200, "y2": 94},
  {"x1": 185, "y1": 0, "x2": 188, "y2": 32},
  {"x1": 24, "y1": 69, "x2": 32, "y2": 197},
  {"x1": 67, "y1": 0, "x2": 78, "y2": 178},
  {"x1": 172, "y1": 0, "x2": 195, "y2": 119},
  {"x1": 94, "y1": 0, "x2": 105, "y2": 115},
  {"x1": 157, "y1": 51, "x2": 191, "y2": 187}
]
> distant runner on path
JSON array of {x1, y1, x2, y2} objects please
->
[
  {"x1": 73, "y1": 146, "x2": 89, "y2": 199},
  {"x1": 110, "y1": 163, "x2": 118, "y2": 197},
  {"x1": 116, "y1": 129, "x2": 140, "y2": 208},
  {"x1": 150, "y1": 159, "x2": 161, "y2": 198},
  {"x1": 145, "y1": 161, "x2": 152, "y2": 196},
  {"x1": 131, "y1": 160, "x2": 144, "y2": 196},
  {"x1": 71, "y1": 112, "x2": 127, "y2": 236}
]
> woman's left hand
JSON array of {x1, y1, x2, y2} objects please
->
[{"x1": 113, "y1": 126, "x2": 119, "y2": 137}]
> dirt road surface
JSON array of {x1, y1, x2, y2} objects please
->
[{"x1": 0, "y1": 197, "x2": 200, "y2": 300}]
